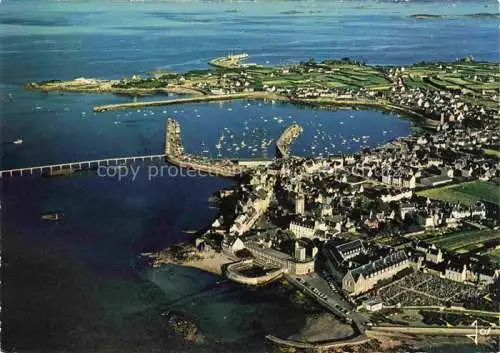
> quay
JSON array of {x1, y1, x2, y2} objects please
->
[
  {"x1": 276, "y1": 123, "x2": 303, "y2": 158},
  {"x1": 165, "y1": 118, "x2": 248, "y2": 177},
  {"x1": 165, "y1": 118, "x2": 303, "y2": 177}
]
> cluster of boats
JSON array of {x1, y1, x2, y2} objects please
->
[
  {"x1": 30, "y1": 100, "x2": 398, "y2": 162},
  {"x1": 211, "y1": 123, "x2": 277, "y2": 158}
]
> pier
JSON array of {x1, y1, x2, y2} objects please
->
[
  {"x1": 0, "y1": 154, "x2": 165, "y2": 178},
  {"x1": 276, "y1": 123, "x2": 303, "y2": 158},
  {"x1": 1, "y1": 119, "x2": 301, "y2": 179},
  {"x1": 208, "y1": 53, "x2": 254, "y2": 69},
  {"x1": 165, "y1": 118, "x2": 248, "y2": 177},
  {"x1": 93, "y1": 92, "x2": 276, "y2": 112}
]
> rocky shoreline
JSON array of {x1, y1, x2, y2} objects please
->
[{"x1": 141, "y1": 245, "x2": 235, "y2": 276}]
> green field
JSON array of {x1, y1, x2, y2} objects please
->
[
  {"x1": 417, "y1": 181, "x2": 500, "y2": 206},
  {"x1": 403, "y1": 61, "x2": 500, "y2": 107},
  {"x1": 484, "y1": 148, "x2": 500, "y2": 157},
  {"x1": 427, "y1": 229, "x2": 500, "y2": 251},
  {"x1": 488, "y1": 249, "x2": 500, "y2": 264}
]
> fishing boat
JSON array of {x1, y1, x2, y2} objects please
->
[
  {"x1": 41, "y1": 212, "x2": 64, "y2": 221},
  {"x1": 13, "y1": 139, "x2": 23, "y2": 145}
]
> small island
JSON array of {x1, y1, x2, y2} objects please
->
[{"x1": 409, "y1": 14, "x2": 445, "y2": 20}]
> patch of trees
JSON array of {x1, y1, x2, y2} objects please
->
[{"x1": 235, "y1": 248, "x2": 253, "y2": 259}]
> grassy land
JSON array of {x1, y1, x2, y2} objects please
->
[
  {"x1": 488, "y1": 249, "x2": 500, "y2": 264},
  {"x1": 426, "y1": 229, "x2": 500, "y2": 251},
  {"x1": 484, "y1": 148, "x2": 500, "y2": 157},
  {"x1": 403, "y1": 61, "x2": 500, "y2": 107},
  {"x1": 417, "y1": 181, "x2": 500, "y2": 206},
  {"x1": 260, "y1": 63, "x2": 392, "y2": 91}
]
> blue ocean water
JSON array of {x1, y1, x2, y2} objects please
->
[{"x1": 1, "y1": 1, "x2": 498, "y2": 352}]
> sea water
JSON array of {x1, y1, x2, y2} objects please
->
[{"x1": 1, "y1": 0, "x2": 498, "y2": 351}]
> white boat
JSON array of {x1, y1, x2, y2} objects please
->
[{"x1": 13, "y1": 139, "x2": 23, "y2": 145}]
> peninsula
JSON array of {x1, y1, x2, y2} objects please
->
[{"x1": 27, "y1": 55, "x2": 498, "y2": 126}]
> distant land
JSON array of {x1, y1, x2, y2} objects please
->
[{"x1": 409, "y1": 13, "x2": 500, "y2": 20}]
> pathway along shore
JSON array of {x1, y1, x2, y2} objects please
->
[{"x1": 93, "y1": 92, "x2": 285, "y2": 112}]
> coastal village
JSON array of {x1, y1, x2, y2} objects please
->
[{"x1": 27, "y1": 54, "x2": 500, "y2": 350}]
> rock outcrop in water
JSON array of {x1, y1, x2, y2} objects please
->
[{"x1": 165, "y1": 312, "x2": 200, "y2": 343}]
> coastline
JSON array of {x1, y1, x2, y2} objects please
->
[
  {"x1": 25, "y1": 81, "x2": 206, "y2": 97},
  {"x1": 18, "y1": 55, "x2": 500, "y2": 352},
  {"x1": 141, "y1": 248, "x2": 236, "y2": 277},
  {"x1": 26, "y1": 77, "x2": 440, "y2": 130}
]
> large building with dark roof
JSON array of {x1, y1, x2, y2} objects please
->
[{"x1": 342, "y1": 250, "x2": 411, "y2": 295}]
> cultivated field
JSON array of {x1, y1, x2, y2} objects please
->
[
  {"x1": 425, "y1": 229, "x2": 500, "y2": 252},
  {"x1": 417, "y1": 181, "x2": 500, "y2": 206},
  {"x1": 403, "y1": 61, "x2": 500, "y2": 108}
]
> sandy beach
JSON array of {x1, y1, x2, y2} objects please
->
[
  {"x1": 142, "y1": 248, "x2": 236, "y2": 277},
  {"x1": 179, "y1": 251, "x2": 236, "y2": 276}
]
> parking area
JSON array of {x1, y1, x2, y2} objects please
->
[{"x1": 288, "y1": 273, "x2": 353, "y2": 321}]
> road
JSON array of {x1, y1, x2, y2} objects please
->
[{"x1": 285, "y1": 273, "x2": 368, "y2": 331}]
